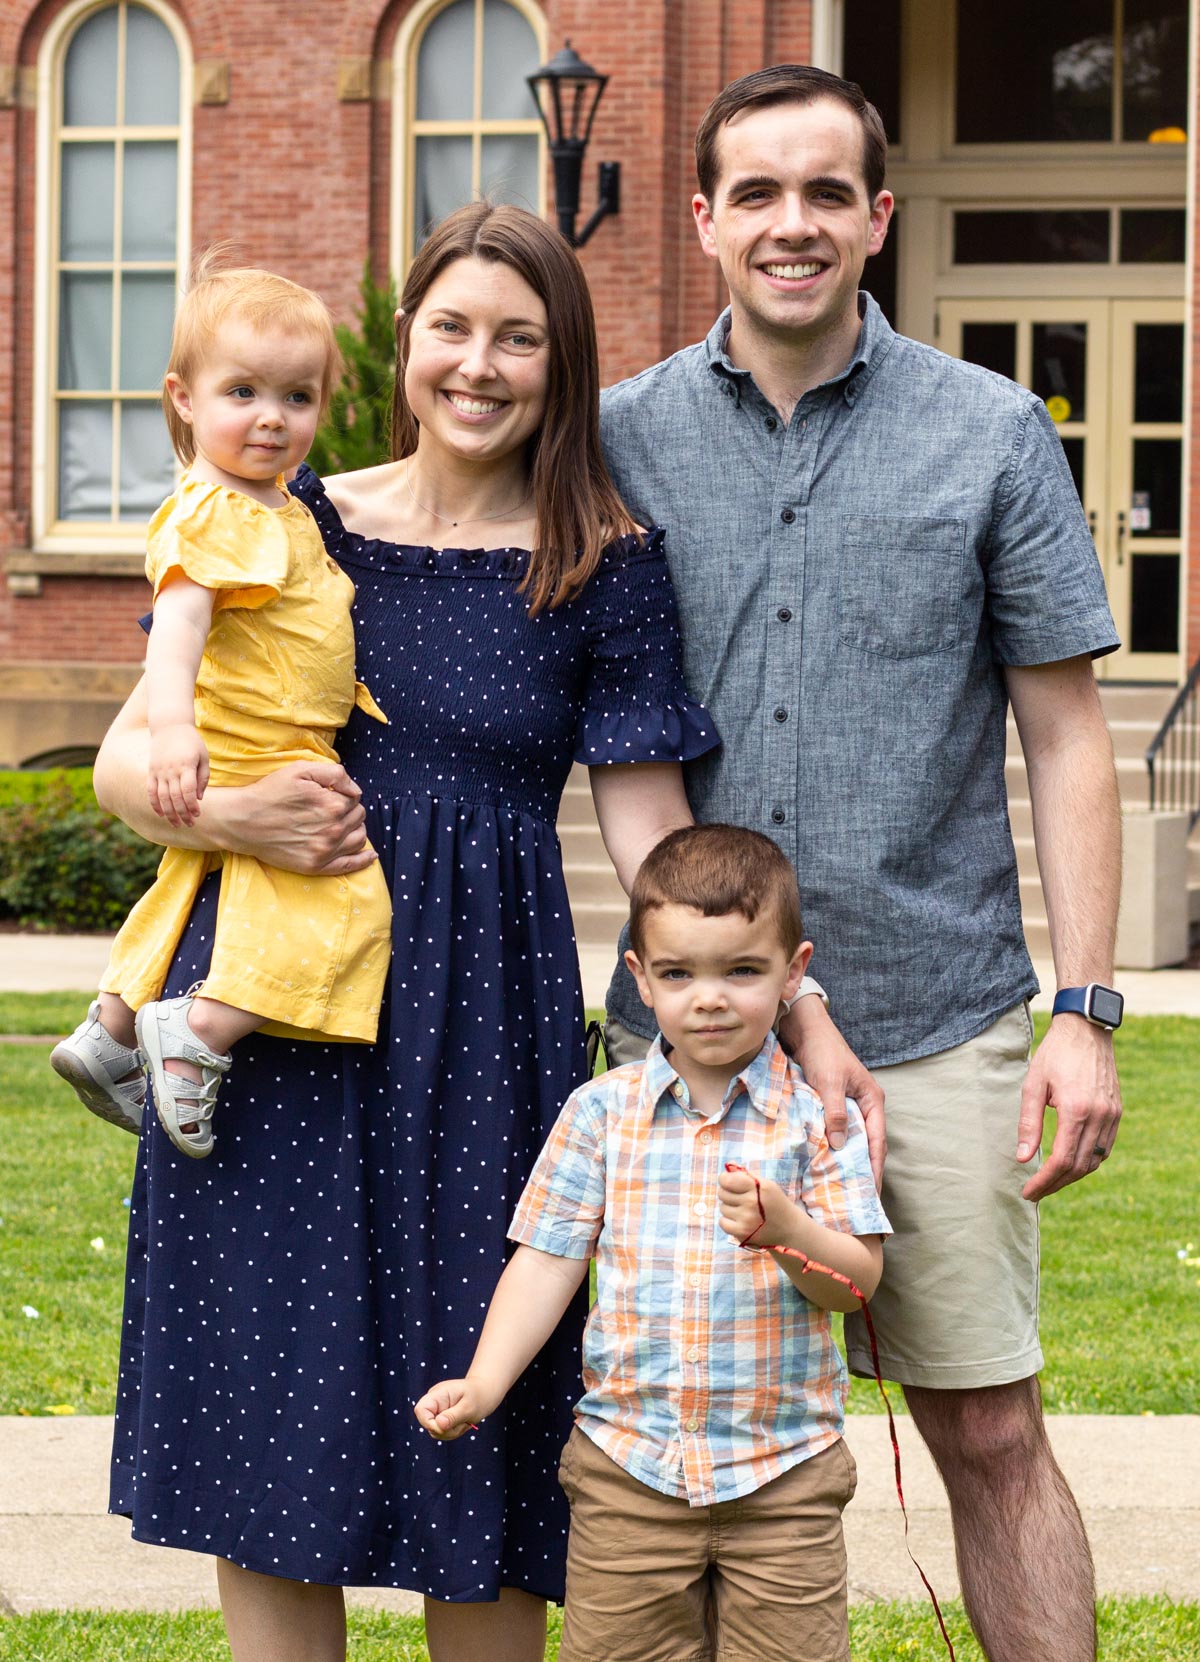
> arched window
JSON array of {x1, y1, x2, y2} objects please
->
[
  {"x1": 34, "y1": 0, "x2": 190, "y2": 546},
  {"x1": 393, "y1": 0, "x2": 545, "y2": 274}
]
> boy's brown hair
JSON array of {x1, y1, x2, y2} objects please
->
[
  {"x1": 629, "y1": 824, "x2": 804, "y2": 959},
  {"x1": 163, "y1": 253, "x2": 342, "y2": 465}
]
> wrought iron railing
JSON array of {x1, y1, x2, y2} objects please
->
[{"x1": 1146, "y1": 654, "x2": 1200, "y2": 828}]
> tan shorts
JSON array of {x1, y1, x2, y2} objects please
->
[
  {"x1": 557, "y1": 1427, "x2": 856, "y2": 1662},
  {"x1": 603, "y1": 1004, "x2": 1042, "y2": 1391},
  {"x1": 844, "y1": 1001, "x2": 1042, "y2": 1390}
]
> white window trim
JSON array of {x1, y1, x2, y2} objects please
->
[
  {"x1": 32, "y1": 0, "x2": 192, "y2": 553},
  {"x1": 389, "y1": 0, "x2": 547, "y2": 285},
  {"x1": 809, "y1": 0, "x2": 844, "y2": 74}
]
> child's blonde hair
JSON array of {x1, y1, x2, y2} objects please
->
[{"x1": 163, "y1": 253, "x2": 342, "y2": 465}]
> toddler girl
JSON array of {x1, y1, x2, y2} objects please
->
[{"x1": 51, "y1": 263, "x2": 392, "y2": 1158}]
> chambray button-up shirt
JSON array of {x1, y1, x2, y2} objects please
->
[
  {"x1": 600, "y1": 297, "x2": 1119, "y2": 1069},
  {"x1": 509, "y1": 1035, "x2": 890, "y2": 1507}
]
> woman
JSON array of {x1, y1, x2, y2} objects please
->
[{"x1": 95, "y1": 203, "x2": 716, "y2": 1662}]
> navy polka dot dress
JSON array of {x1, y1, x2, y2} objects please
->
[{"x1": 109, "y1": 465, "x2": 718, "y2": 1601}]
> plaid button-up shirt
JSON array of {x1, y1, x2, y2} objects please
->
[{"x1": 508, "y1": 1035, "x2": 890, "y2": 1506}]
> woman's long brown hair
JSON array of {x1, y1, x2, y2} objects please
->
[{"x1": 391, "y1": 202, "x2": 638, "y2": 614}]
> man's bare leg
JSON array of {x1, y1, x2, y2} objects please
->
[
  {"x1": 216, "y1": 1559, "x2": 347, "y2": 1662},
  {"x1": 905, "y1": 1378, "x2": 1095, "y2": 1662},
  {"x1": 424, "y1": 1587, "x2": 547, "y2": 1662}
]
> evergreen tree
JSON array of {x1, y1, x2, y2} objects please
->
[{"x1": 308, "y1": 265, "x2": 398, "y2": 475}]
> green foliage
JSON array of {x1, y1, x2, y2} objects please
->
[
  {"x1": 308, "y1": 264, "x2": 399, "y2": 477},
  {"x1": 0, "y1": 771, "x2": 160, "y2": 933},
  {"x1": 0, "y1": 767, "x2": 95, "y2": 812}
]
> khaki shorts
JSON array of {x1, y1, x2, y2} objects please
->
[
  {"x1": 603, "y1": 1004, "x2": 1042, "y2": 1391},
  {"x1": 557, "y1": 1426, "x2": 856, "y2": 1662},
  {"x1": 844, "y1": 1001, "x2": 1042, "y2": 1390}
]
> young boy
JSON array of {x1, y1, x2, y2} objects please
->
[{"x1": 415, "y1": 824, "x2": 890, "y2": 1662}]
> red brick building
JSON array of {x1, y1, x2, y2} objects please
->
[{"x1": 0, "y1": 0, "x2": 1195, "y2": 766}]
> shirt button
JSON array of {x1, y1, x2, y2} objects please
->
[
  {"x1": 765, "y1": 416, "x2": 777, "y2": 431},
  {"x1": 686, "y1": 1346, "x2": 701, "y2": 1362},
  {"x1": 776, "y1": 607, "x2": 792, "y2": 622},
  {"x1": 780, "y1": 507, "x2": 796, "y2": 524},
  {"x1": 773, "y1": 707, "x2": 788, "y2": 723},
  {"x1": 689, "y1": 1274, "x2": 702, "y2": 1288},
  {"x1": 771, "y1": 807, "x2": 786, "y2": 825},
  {"x1": 699, "y1": 1130, "x2": 712, "y2": 1144},
  {"x1": 672, "y1": 1081, "x2": 685, "y2": 1099},
  {"x1": 685, "y1": 1418, "x2": 699, "y2": 1433},
  {"x1": 694, "y1": 1200, "x2": 707, "y2": 1216}
]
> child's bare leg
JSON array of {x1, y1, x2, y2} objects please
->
[
  {"x1": 135, "y1": 991, "x2": 262, "y2": 1154},
  {"x1": 161, "y1": 998, "x2": 261, "y2": 1138},
  {"x1": 163, "y1": 996, "x2": 262, "y2": 1085},
  {"x1": 97, "y1": 991, "x2": 137, "y2": 1049}
]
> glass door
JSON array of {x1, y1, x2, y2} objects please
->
[
  {"x1": 1106, "y1": 301, "x2": 1185, "y2": 679},
  {"x1": 939, "y1": 299, "x2": 1184, "y2": 680}
]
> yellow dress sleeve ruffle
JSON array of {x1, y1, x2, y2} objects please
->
[{"x1": 146, "y1": 475, "x2": 292, "y2": 610}]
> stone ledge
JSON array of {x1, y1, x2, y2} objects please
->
[
  {"x1": 4, "y1": 550, "x2": 147, "y2": 579},
  {"x1": 0, "y1": 662, "x2": 141, "y2": 699}
]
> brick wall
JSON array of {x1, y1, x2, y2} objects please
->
[
  {"x1": 2, "y1": 0, "x2": 799, "y2": 762},
  {"x1": 17, "y1": 0, "x2": 1196, "y2": 744}
]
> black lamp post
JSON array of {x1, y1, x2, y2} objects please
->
[{"x1": 526, "y1": 42, "x2": 620, "y2": 248}]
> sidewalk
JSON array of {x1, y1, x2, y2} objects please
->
[
  {"x1": 8, "y1": 933, "x2": 1200, "y2": 1014},
  {"x1": 2, "y1": 1413, "x2": 1198, "y2": 1614}
]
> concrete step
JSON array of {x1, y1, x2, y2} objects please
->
[
  {"x1": 1096, "y1": 683, "x2": 1178, "y2": 723},
  {"x1": 1006, "y1": 720, "x2": 1165, "y2": 762},
  {"x1": 566, "y1": 899, "x2": 629, "y2": 952}
]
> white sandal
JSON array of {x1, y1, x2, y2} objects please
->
[
  {"x1": 135, "y1": 989, "x2": 232, "y2": 1159},
  {"x1": 50, "y1": 1001, "x2": 145, "y2": 1134}
]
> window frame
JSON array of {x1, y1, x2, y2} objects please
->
[
  {"x1": 32, "y1": 0, "x2": 192, "y2": 554},
  {"x1": 389, "y1": 0, "x2": 547, "y2": 283}
]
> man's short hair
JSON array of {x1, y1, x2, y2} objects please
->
[
  {"x1": 695, "y1": 64, "x2": 888, "y2": 204},
  {"x1": 629, "y1": 825, "x2": 804, "y2": 959}
]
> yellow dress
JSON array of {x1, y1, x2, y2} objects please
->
[{"x1": 101, "y1": 475, "x2": 392, "y2": 1044}]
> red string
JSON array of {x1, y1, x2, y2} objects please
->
[{"x1": 725, "y1": 1163, "x2": 957, "y2": 1662}]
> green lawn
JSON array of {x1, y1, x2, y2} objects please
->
[
  {"x1": 2, "y1": 998, "x2": 1199, "y2": 1658},
  {"x1": 0, "y1": 1597, "x2": 1197, "y2": 1661},
  {"x1": 2, "y1": 1001, "x2": 1198, "y2": 1417}
]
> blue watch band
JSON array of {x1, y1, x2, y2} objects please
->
[{"x1": 1052, "y1": 983, "x2": 1124, "y2": 1030}]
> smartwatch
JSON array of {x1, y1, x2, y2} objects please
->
[
  {"x1": 782, "y1": 976, "x2": 829, "y2": 1013},
  {"x1": 1051, "y1": 983, "x2": 1124, "y2": 1032}
]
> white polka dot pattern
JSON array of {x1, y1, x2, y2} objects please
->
[{"x1": 108, "y1": 466, "x2": 717, "y2": 1603}]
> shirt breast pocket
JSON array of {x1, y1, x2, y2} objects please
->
[{"x1": 838, "y1": 516, "x2": 967, "y2": 659}]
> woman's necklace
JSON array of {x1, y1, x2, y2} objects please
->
[{"x1": 404, "y1": 462, "x2": 532, "y2": 530}]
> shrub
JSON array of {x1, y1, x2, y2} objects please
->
[
  {"x1": 307, "y1": 263, "x2": 398, "y2": 477},
  {"x1": 0, "y1": 770, "x2": 161, "y2": 932}
]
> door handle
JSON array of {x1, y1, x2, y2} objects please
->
[{"x1": 1116, "y1": 510, "x2": 1126, "y2": 566}]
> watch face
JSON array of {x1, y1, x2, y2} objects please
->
[{"x1": 1089, "y1": 986, "x2": 1124, "y2": 1028}]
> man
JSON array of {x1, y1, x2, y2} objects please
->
[{"x1": 599, "y1": 64, "x2": 1122, "y2": 1662}]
